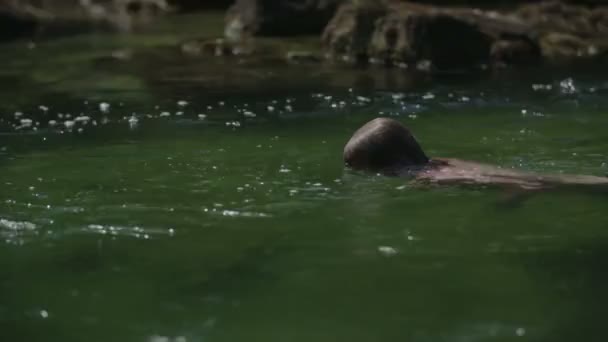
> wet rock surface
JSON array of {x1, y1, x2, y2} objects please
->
[
  {"x1": 219, "y1": 0, "x2": 608, "y2": 69},
  {"x1": 225, "y1": 0, "x2": 341, "y2": 40},
  {"x1": 319, "y1": 0, "x2": 608, "y2": 69},
  {"x1": 516, "y1": 1, "x2": 608, "y2": 62},
  {"x1": 0, "y1": 0, "x2": 171, "y2": 41}
]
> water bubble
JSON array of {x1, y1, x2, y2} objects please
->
[
  {"x1": 0, "y1": 218, "x2": 36, "y2": 231},
  {"x1": 198, "y1": 114, "x2": 207, "y2": 120},
  {"x1": 243, "y1": 111, "x2": 256, "y2": 118},
  {"x1": 378, "y1": 246, "x2": 398, "y2": 256},
  {"x1": 532, "y1": 83, "x2": 552, "y2": 91},
  {"x1": 128, "y1": 116, "x2": 139, "y2": 130},
  {"x1": 64, "y1": 121, "x2": 75, "y2": 130},
  {"x1": 159, "y1": 112, "x2": 170, "y2": 117},
  {"x1": 515, "y1": 327, "x2": 526, "y2": 337},
  {"x1": 74, "y1": 115, "x2": 90, "y2": 123},
  {"x1": 40, "y1": 310, "x2": 49, "y2": 319},
  {"x1": 99, "y1": 102, "x2": 110, "y2": 113},
  {"x1": 20, "y1": 118, "x2": 33, "y2": 127},
  {"x1": 559, "y1": 78, "x2": 577, "y2": 94},
  {"x1": 177, "y1": 100, "x2": 189, "y2": 107},
  {"x1": 267, "y1": 105, "x2": 275, "y2": 112},
  {"x1": 422, "y1": 93, "x2": 435, "y2": 100}
]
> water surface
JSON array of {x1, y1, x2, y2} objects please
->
[{"x1": 1, "y1": 24, "x2": 608, "y2": 342}]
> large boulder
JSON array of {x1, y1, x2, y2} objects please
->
[
  {"x1": 322, "y1": 1, "x2": 537, "y2": 70},
  {"x1": 322, "y1": 0, "x2": 608, "y2": 69}
]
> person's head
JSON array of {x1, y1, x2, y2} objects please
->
[{"x1": 343, "y1": 117, "x2": 429, "y2": 174}]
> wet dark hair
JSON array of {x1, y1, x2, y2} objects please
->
[{"x1": 343, "y1": 117, "x2": 429, "y2": 174}]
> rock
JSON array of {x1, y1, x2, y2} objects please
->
[
  {"x1": 225, "y1": 0, "x2": 341, "y2": 42},
  {"x1": 490, "y1": 39, "x2": 541, "y2": 66},
  {"x1": 322, "y1": 0, "x2": 608, "y2": 70},
  {"x1": 516, "y1": 1, "x2": 595, "y2": 37},
  {"x1": 539, "y1": 32, "x2": 605, "y2": 62},
  {"x1": 0, "y1": 0, "x2": 171, "y2": 42},
  {"x1": 513, "y1": 1, "x2": 608, "y2": 63},
  {"x1": 323, "y1": 1, "x2": 519, "y2": 70},
  {"x1": 322, "y1": 0, "x2": 386, "y2": 65}
]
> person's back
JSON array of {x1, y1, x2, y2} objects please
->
[{"x1": 344, "y1": 117, "x2": 608, "y2": 191}]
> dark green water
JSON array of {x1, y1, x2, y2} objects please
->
[{"x1": 2, "y1": 22, "x2": 608, "y2": 342}]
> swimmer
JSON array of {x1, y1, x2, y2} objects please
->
[{"x1": 344, "y1": 117, "x2": 608, "y2": 191}]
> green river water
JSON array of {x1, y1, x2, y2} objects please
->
[{"x1": 1, "y1": 14, "x2": 608, "y2": 342}]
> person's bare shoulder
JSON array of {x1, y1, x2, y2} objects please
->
[{"x1": 416, "y1": 157, "x2": 608, "y2": 191}]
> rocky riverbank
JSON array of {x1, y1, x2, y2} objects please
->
[
  {"x1": 216, "y1": 0, "x2": 608, "y2": 70},
  {"x1": 2, "y1": 0, "x2": 608, "y2": 71}
]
